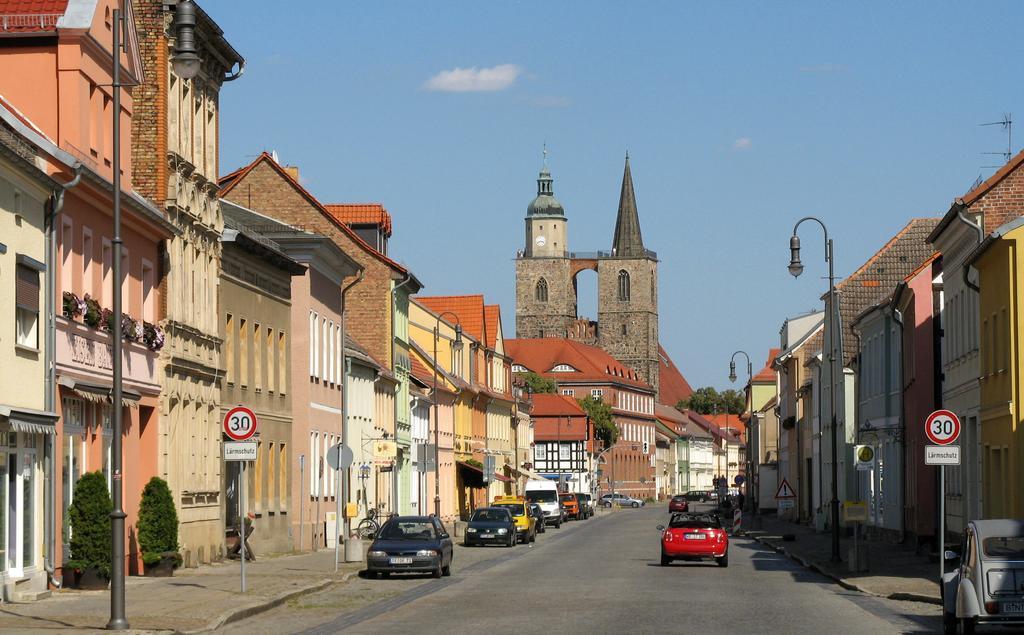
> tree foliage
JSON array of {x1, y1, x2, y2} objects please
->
[
  {"x1": 138, "y1": 476, "x2": 180, "y2": 566},
  {"x1": 521, "y1": 371, "x2": 557, "y2": 394},
  {"x1": 67, "y1": 471, "x2": 112, "y2": 578},
  {"x1": 577, "y1": 395, "x2": 618, "y2": 448},
  {"x1": 678, "y1": 386, "x2": 746, "y2": 415}
]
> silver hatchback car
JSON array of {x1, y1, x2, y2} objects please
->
[{"x1": 942, "y1": 519, "x2": 1024, "y2": 634}]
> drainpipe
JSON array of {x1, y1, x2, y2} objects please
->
[
  {"x1": 45, "y1": 165, "x2": 83, "y2": 585},
  {"x1": 389, "y1": 273, "x2": 413, "y2": 513},
  {"x1": 893, "y1": 307, "x2": 907, "y2": 544},
  {"x1": 340, "y1": 267, "x2": 363, "y2": 561},
  {"x1": 958, "y1": 208, "x2": 984, "y2": 292}
]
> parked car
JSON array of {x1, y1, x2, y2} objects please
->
[
  {"x1": 658, "y1": 512, "x2": 729, "y2": 567},
  {"x1": 579, "y1": 493, "x2": 595, "y2": 515},
  {"x1": 464, "y1": 507, "x2": 518, "y2": 547},
  {"x1": 669, "y1": 495, "x2": 690, "y2": 513},
  {"x1": 942, "y1": 519, "x2": 1024, "y2": 634},
  {"x1": 559, "y1": 492, "x2": 580, "y2": 520},
  {"x1": 572, "y1": 493, "x2": 591, "y2": 519},
  {"x1": 525, "y1": 480, "x2": 562, "y2": 528},
  {"x1": 528, "y1": 503, "x2": 546, "y2": 534},
  {"x1": 492, "y1": 496, "x2": 537, "y2": 543},
  {"x1": 599, "y1": 493, "x2": 644, "y2": 508},
  {"x1": 683, "y1": 490, "x2": 713, "y2": 503},
  {"x1": 366, "y1": 516, "x2": 453, "y2": 578}
]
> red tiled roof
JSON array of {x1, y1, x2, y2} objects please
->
[
  {"x1": 505, "y1": 338, "x2": 653, "y2": 391},
  {"x1": 416, "y1": 295, "x2": 486, "y2": 343},
  {"x1": 323, "y1": 203, "x2": 392, "y2": 237},
  {"x1": 752, "y1": 348, "x2": 781, "y2": 383},
  {"x1": 483, "y1": 305, "x2": 501, "y2": 350},
  {"x1": 904, "y1": 251, "x2": 940, "y2": 283},
  {"x1": 0, "y1": 1, "x2": 68, "y2": 32},
  {"x1": 961, "y1": 148, "x2": 1024, "y2": 207},
  {"x1": 218, "y1": 152, "x2": 409, "y2": 275},
  {"x1": 530, "y1": 393, "x2": 586, "y2": 417},
  {"x1": 702, "y1": 413, "x2": 746, "y2": 443},
  {"x1": 657, "y1": 345, "x2": 693, "y2": 406}
]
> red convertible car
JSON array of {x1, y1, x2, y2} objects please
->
[{"x1": 658, "y1": 513, "x2": 728, "y2": 567}]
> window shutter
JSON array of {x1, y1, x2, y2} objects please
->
[{"x1": 16, "y1": 265, "x2": 39, "y2": 310}]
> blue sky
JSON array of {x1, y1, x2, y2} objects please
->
[{"x1": 211, "y1": 1, "x2": 1024, "y2": 390}]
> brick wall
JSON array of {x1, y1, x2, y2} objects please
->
[
  {"x1": 973, "y1": 164, "x2": 1024, "y2": 234},
  {"x1": 221, "y1": 160, "x2": 394, "y2": 368},
  {"x1": 129, "y1": 0, "x2": 168, "y2": 206}
]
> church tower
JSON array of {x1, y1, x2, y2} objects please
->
[
  {"x1": 597, "y1": 154, "x2": 660, "y2": 392},
  {"x1": 515, "y1": 158, "x2": 574, "y2": 339}
]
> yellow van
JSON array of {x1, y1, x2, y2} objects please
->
[{"x1": 491, "y1": 496, "x2": 537, "y2": 543}]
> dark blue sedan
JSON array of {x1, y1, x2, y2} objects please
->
[
  {"x1": 464, "y1": 507, "x2": 517, "y2": 547},
  {"x1": 366, "y1": 516, "x2": 453, "y2": 578}
]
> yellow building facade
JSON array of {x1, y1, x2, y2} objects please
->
[{"x1": 973, "y1": 219, "x2": 1024, "y2": 520}]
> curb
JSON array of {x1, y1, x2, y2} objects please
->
[
  {"x1": 177, "y1": 571, "x2": 359, "y2": 634},
  {"x1": 751, "y1": 535, "x2": 942, "y2": 606}
]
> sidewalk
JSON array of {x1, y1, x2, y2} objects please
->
[
  {"x1": 0, "y1": 549, "x2": 363, "y2": 634},
  {"x1": 745, "y1": 515, "x2": 941, "y2": 605}
]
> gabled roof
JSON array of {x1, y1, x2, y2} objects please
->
[
  {"x1": 323, "y1": 203, "x2": 392, "y2": 237},
  {"x1": 657, "y1": 345, "x2": 694, "y2": 406},
  {"x1": 752, "y1": 349, "x2": 781, "y2": 383},
  {"x1": 833, "y1": 218, "x2": 939, "y2": 363},
  {"x1": 530, "y1": 393, "x2": 586, "y2": 417},
  {"x1": 0, "y1": 1, "x2": 68, "y2": 33},
  {"x1": 483, "y1": 305, "x2": 502, "y2": 350},
  {"x1": 218, "y1": 152, "x2": 414, "y2": 279},
  {"x1": 702, "y1": 413, "x2": 746, "y2": 444},
  {"x1": 928, "y1": 149, "x2": 1024, "y2": 243},
  {"x1": 774, "y1": 318, "x2": 824, "y2": 367},
  {"x1": 416, "y1": 295, "x2": 486, "y2": 344},
  {"x1": 505, "y1": 338, "x2": 653, "y2": 391}
]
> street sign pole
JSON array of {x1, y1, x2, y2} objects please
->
[
  {"x1": 940, "y1": 463, "x2": 945, "y2": 583},
  {"x1": 335, "y1": 462, "x2": 342, "y2": 573},
  {"x1": 240, "y1": 460, "x2": 246, "y2": 593},
  {"x1": 924, "y1": 409, "x2": 960, "y2": 585}
]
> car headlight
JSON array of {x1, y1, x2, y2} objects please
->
[
  {"x1": 368, "y1": 550, "x2": 387, "y2": 558},
  {"x1": 497, "y1": 528, "x2": 508, "y2": 534},
  {"x1": 416, "y1": 549, "x2": 437, "y2": 557},
  {"x1": 466, "y1": 527, "x2": 477, "y2": 533}
]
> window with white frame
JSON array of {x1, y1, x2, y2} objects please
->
[
  {"x1": 534, "y1": 445, "x2": 546, "y2": 461},
  {"x1": 561, "y1": 388, "x2": 575, "y2": 396},
  {"x1": 591, "y1": 389, "x2": 603, "y2": 398},
  {"x1": 550, "y1": 364, "x2": 577, "y2": 373},
  {"x1": 15, "y1": 262, "x2": 41, "y2": 349},
  {"x1": 512, "y1": 364, "x2": 528, "y2": 373},
  {"x1": 310, "y1": 431, "x2": 319, "y2": 496},
  {"x1": 309, "y1": 312, "x2": 318, "y2": 377}
]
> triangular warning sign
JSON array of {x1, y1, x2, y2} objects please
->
[{"x1": 775, "y1": 478, "x2": 796, "y2": 499}]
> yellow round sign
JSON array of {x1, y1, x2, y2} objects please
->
[{"x1": 857, "y1": 445, "x2": 875, "y2": 462}]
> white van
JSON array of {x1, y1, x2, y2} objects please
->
[{"x1": 524, "y1": 479, "x2": 562, "y2": 528}]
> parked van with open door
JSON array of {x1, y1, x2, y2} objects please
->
[{"x1": 524, "y1": 480, "x2": 562, "y2": 528}]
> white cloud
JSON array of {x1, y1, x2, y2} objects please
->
[
  {"x1": 423, "y1": 64, "x2": 522, "y2": 92},
  {"x1": 733, "y1": 137, "x2": 752, "y2": 150}
]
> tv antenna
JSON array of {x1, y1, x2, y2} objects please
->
[{"x1": 980, "y1": 113, "x2": 1012, "y2": 168}]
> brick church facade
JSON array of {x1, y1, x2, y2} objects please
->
[{"x1": 515, "y1": 154, "x2": 661, "y2": 394}]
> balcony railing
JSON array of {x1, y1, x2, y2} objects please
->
[{"x1": 1, "y1": 14, "x2": 61, "y2": 32}]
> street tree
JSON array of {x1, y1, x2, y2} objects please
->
[
  {"x1": 678, "y1": 386, "x2": 746, "y2": 415},
  {"x1": 578, "y1": 395, "x2": 618, "y2": 447},
  {"x1": 520, "y1": 371, "x2": 557, "y2": 394}
]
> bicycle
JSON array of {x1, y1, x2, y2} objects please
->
[{"x1": 356, "y1": 506, "x2": 395, "y2": 539}]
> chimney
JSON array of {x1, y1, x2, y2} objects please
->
[{"x1": 284, "y1": 165, "x2": 300, "y2": 181}]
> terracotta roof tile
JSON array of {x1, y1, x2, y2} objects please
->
[
  {"x1": 483, "y1": 305, "x2": 501, "y2": 349},
  {"x1": 505, "y1": 338, "x2": 653, "y2": 391},
  {"x1": 218, "y1": 152, "x2": 410, "y2": 275},
  {"x1": 530, "y1": 393, "x2": 586, "y2": 417},
  {"x1": 752, "y1": 348, "x2": 781, "y2": 383},
  {"x1": 0, "y1": 1, "x2": 67, "y2": 32},
  {"x1": 415, "y1": 295, "x2": 486, "y2": 343},
  {"x1": 323, "y1": 203, "x2": 392, "y2": 237},
  {"x1": 657, "y1": 344, "x2": 694, "y2": 406},
  {"x1": 833, "y1": 218, "x2": 940, "y2": 363},
  {"x1": 702, "y1": 413, "x2": 746, "y2": 444}
]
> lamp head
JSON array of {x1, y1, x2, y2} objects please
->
[
  {"x1": 171, "y1": 0, "x2": 201, "y2": 80},
  {"x1": 788, "y1": 235, "x2": 804, "y2": 278},
  {"x1": 729, "y1": 361, "x2": 737, "y2": 383},
  {"x1": 453, "y1": 324, "x2": 464, "y2": 353}
]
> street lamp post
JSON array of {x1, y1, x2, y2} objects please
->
[
  {"x1": 729, "y1": 352, "x2": 754, "y2": 523},
  {"x1": 432, "y1": 313, "x2": 463, "y2": 518},
  {"x1": 788, "y1": 216, "x2": 841, "y2": 563}
]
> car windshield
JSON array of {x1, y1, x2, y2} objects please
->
[
  {"x1": 526, "y1": 490, "x2": 557, "y2": 503},
  {"x1": 672, "y1": 495, "x2": 686, "y2": 501},
  {"x1": 378, "y1": 521, "x2": 437, "y2": 541},
  {"x1": 494, "y1": 504, "x2": 525, "y2": 517},
  {"x1": 982, "y1": 536, "x2": 1024, "y2": 559},
  {"x1": 560, "y1": 494, "x2": 575, "y2": 502},
  {"x1": 471, "y1": 509, "x2": 510, "y2": 523},
  {"x1": 668, "y1": 517, "x2": 715, "y2": 529}
]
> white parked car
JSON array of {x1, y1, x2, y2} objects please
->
[{"x1": 942, "y1": 519, "x2": 1024, "y2": 634}]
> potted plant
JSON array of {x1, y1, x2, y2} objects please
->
[
  {"x1": 137, "y1": 477, "x2": 182, "y2": 576},
  {"x1": 63, "y1": 291, "x2": 85, "y2": 319},
  {"x1": 143, "y1": 322, "x2": 165, "y2": 352},
  {"x1": 83, "y1": 295, "x2": 102, "y2": 328},
  {"x1": 66, "y1": 471, "x2": 112, "y2": 589}
]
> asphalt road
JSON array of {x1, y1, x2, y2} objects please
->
[{"x1": 223, "y1": 506, "x2": 943, "y2": 634}]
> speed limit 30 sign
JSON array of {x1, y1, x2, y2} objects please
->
[
  {"x1": 925, "y1": 409, "x2": 960, "y2": 445},
  {"x1": 223, "y1": 405, "x2": 258, "y2": 441}
]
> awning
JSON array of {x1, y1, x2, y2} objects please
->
[
  {"x1": 456, "y1": 460, "x2": 485, "y2": 488},
  {"x1": 455, "y1": 461, "x2": 511, "y2": 485},
  {"x1": 517, "y1": 466, "x2": 546, "y2": 481},
  {"x1": 0, "y1": 406, "x2": 58, "y2": 436},
  {"x1": 58, "y1": 376, "x2": 141, "y2": 408},
  {"x1": 492, "y1": 472, "x2": 513, "y2": 483}
]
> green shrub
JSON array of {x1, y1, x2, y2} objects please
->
[
  {"x1": 66, "y1": 471, "x2": 112, "y2": 578},
  {"x1": 137, "y1": 476, "x2": 180, "y2": 567}
]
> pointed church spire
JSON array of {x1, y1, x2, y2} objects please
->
[{"x1": 611, "y1": 152, "x2": 645, "y2": 257}]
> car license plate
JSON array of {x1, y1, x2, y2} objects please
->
[
  {"x1": 1003, "y1": 601, "x2": 1024, "y2": 614},
  {"x1": 684, "y1": 533, "x2": 707, "y2": 540},
  {"x1": 389, "y1": 557, "x2": 412, "y2": 564}
]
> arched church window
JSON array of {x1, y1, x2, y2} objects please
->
[
  {"x1": 618, "y1": 270, "x2": 630, "y2": 301},
  {"x1": 536, "y1": 277, "x2": 549, "y2": 302},
  {"x1": 651, "y1": 276, "x2": 656, "y2": 301}
]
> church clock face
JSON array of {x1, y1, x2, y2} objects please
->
[{"x1": 535, "y1": 235, "x2": 546, "y2": 247}]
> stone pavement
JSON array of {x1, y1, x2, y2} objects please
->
[
  {"x1": 746, "y1": 515, "x2": 941, "y2": 605},
  {"x1": 0, "y1": 549, "x2": 362, "y2": 634}
]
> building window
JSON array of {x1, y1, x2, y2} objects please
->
[
  {"x1": 278, "y1": 443, "x2": 288, "y2": 511},
  {"x1": 102, "y1": 239, "x2": 112, "y2": 306},
  {"x1": 534, "y1": 445, "x2": 547, "y2": 461},
  {"x1": 60, "y1": 217, "x2": 73, "y2": 293},
  {"x1": 618, "y1": 270, "x2": 630, "y2": 302},
  {"x1": 225, "y1": 314, "x2": 235, "y2": 385},
  {"x1": 535, "y1": 277, "x2": 549, "y2": 303},
  {"x1": 253, "y1": 322, "x2": 262, "y2": 392},
  {"x1": 561, "y1": 388, "x2": 575, "y2": 396},
  {"x1": 278, "y1": 331, "x2": 287, "y2": 395},
  {"x1": 141, "y1": 259, "x2": 154, "y2": 322},
  {"x1": 309, "y1": 312, "x2": 317, "y2": 377},
  {"x1": 239, "y1": 318, "x2": 248, "y2": 388},
  {"x1": 591, "y1": 389, "x2": 603, "y2": 398},
  {"x1": 15, "y1": 263, "x2": 40, "y2": 349},
  {"x1": 550, "y1": 364, "x2": 577, "y2": 372},
  {"x1": 268, "y1": 442, "x2": 276, "y2": 512},
  {"x1": 82, "y1": 227, "x2": 93, "y2": 297},
  {"x1": 267, "y1": 327, "x2": 275, "y2": 393}
]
